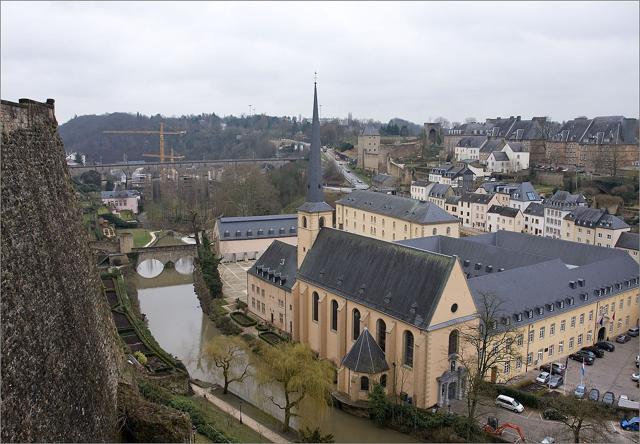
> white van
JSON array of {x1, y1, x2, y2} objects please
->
[{"x1": 495, "y1": 394, "x2": 524, "y2": 413}]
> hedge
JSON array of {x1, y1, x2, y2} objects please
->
[
  {"x1": 493, "y1": 385, "x2": 542, "y2": 409},
  {"x1": 230, "y1": 311, "x2": 257, "y2": 327}
]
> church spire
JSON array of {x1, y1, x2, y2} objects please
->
[{"x1": 306, "y1": 81, "x2": 323, "y2": 203}]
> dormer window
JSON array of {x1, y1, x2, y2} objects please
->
[
  {"x1": 527, "y1": 310, "x2": 533, "y2": 319},
  {"x1": 515, "y1": 313, "x2": 523, "y2": 322}
]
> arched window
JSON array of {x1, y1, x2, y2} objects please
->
[
  {"x1": 448, "y1": 330, "x2": 459, "y2": 355},
  {"x1": 312, "y1": 292, "x2": 319, "y2": 322},
  {"x1": 302, "y1": 216, "x2": 308, "y2": 228},
  {"x1": 404, "y1": 331, "x2": 414, "y2": 367},
  {"x1": 319, "y1": 216, "x2": 325, "y2": 228},
  {"x1": 432, "y1": 228, "x2": 437, "y2": 235},
  {"x1": 446, "y1": 226, "x2": 451, "y2": 235},
  {"x1": 380, "y1": 374, "x2": 387, "y2": 388},
  {"x1": 331, "y1": 299, "x2": 338, "y2": 331},
  {"x1": 352, "y1": 308, "x2": 361, "y2": 340},
  {"x1": 360, "y1": 376, "x2": 369, "y2": 391},
  {"x1": 376, "y1": 319, "x2": 386, "y2": 352}
]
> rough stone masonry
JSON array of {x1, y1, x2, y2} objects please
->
[{"x1": 1, "y1": 98, "x2": 120, "y2": 442}]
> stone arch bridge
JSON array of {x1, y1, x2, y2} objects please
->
[{"x1": 132, "y1": 244, "x2": 197, "y2": 265}]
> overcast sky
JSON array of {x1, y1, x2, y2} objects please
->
[{"x1": 2, "y1": 1, "x2": 638, "y2": 125}]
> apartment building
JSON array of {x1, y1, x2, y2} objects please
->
[
  {"x1": 486, "y1": 205, "x2": 524, "y2": 233},
  {"x1": 615, "y1": 232, "x2": 640, "y2": 263},
  {"x1": 458, "y1": 193, "x2": 500, "y2": 230},
  {"x1": 562, "y1": 207, "x2": 630, "y2": 247},
  {"x1": 544, "y1": 191, "x2": 587, "y2": 238},
  {"x1": 523, "y1": 202, "x2": 545, "y2": 236}
]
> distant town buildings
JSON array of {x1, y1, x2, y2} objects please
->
[{"x1": 100, "y1": 190, "x2": 140, "y2": 214}]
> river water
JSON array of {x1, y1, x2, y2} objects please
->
[{"x1": 136, "y1": 270, "x2": 414, "y2": 443}]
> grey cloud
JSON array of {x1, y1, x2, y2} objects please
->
[{"x1": 1, "y1": 1, "x2": 638, "y2": 124}]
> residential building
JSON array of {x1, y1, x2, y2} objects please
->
[
  {"x1": 410, "y1": 180, "x2": 430, "y2": 201},
  {"x1": 495, "y1": 182, "x2": 542, "y2": 212},
  {"x1": 371, "y1": 174, "x2": 398, "y2": 194},
  {"x1": 479, "y1": 139, "x2": 505, "y2": 164},
  {"x1": 543, "y1": 191, "x2": 587, "y2": 239},
  {"x1": 212, "y1": 214, "x2": 298, "y2": 262},
  {"x1": 458, "y1": 193, "x2": 500, "y2": 229},
  {"x1": 615, "y1": 232, "x2": 640, "y2": 263},
  {"x1": 562, "y1": 207, "x2": 630, "y2": 247},
  {"x1": 444, "y1": 196, "x2": 461, "y2": 219},
  {"x1": 487, "y1": 151, "x2": 511, "y2": 173},
  {"x1": 100, "y1": 190, "x2": 140, "y2": 214},
  {"x1": 335, "y1": 190, "x2": 460, "y2": 241},
  {"x1": 410, "y1": 182, "x2": 454, "y2": 207},
  {"x1": 486, "y1": 205, "x2": 524, "y2": 233},
  {"x1": 454, "y1": 136, "x2": 487, "y2": 162},
  {"x1": 428, "y1": 163, "x2": 475, "y2": 190},
  {"x1": 523, "y1": 202, "x2": 545, "y2": 236}
]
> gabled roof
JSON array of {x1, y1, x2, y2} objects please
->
[
  {"x1": 101, "y1": 190, "x2": 138, "y2": 199},
  {"x1": 490, "y1": 151, "x2": 509, "y2": 161},
  {"x1": 460, "y1": 192, "x2": 495, "y2": 205},
  {"x1": 565, "y1": 207, "x2": 630, "y2": 230},
  {"x1": 544, "y1": 191, "x2": 587, "y2": 209},
  {"x1": 550, "y1": 116, "x2": 638, "y2": 145},
  {"x1": 445, "y1": 195, "x2": 461, "y2": 205},
  {"x1": 217, "y1": 214, "x2": 297, "y2": 240},
  {"x1": 361, "y1": 125, "x2": 380, "y2": 136},
  {"x1": 505, "y1": 141, "x2": 527, "y2": 152},
  {"x1": 480, "y1": 139, "x2": 503, "y2": 153},
  {"x1": 336, "y1": 190, "x2": 458, "y2": 225},
  {"x1": 503, "y1": 182, "x2": 541, "y2": 202},
  {"x1": 616, "y1": 232, "x2": 640, "y2": 251},
  {"x1": 524, "y1": 202, "x2": 545, "y2": 217},
  {"x1": 456, "y1": 136, "x2": 487, "y2": 148},
  {"x1": 488, "y1": 205, "x2": 520, "y2": 218},
  {"x1": 298, "y1": 229, "x2": 456, "y2": 330},
  {"x1": 341, "y1": 328, "x2": 389, "y2": 374},
  {"x1": 248, "y1": 240, "x2": 297, "y2": 291},
  {"x1": 428, "y1": 183, "x2": 452, "y2": 198}
]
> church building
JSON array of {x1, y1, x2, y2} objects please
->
[{"x1": 246, "y1": 82, "x2": 640, "y2": 409}]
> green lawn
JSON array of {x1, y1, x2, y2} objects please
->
[
  {"x1": 186, "y1": 396, "x2": 271, "y2": 443},
  {"x1": 117, "y1": 228, "x2": 152, "y2": 247}
]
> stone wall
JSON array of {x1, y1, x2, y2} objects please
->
[{"x1": 1, "y1": 99, "x2": 120, "y2": 442}]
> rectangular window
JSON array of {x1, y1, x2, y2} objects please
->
[
  {"x1": 549, "y1": 345, "x2": 554, "y2": 356},
  {"x1": 626, "y1": 315, "x2": 630, "y2": 326},
  {"x1": 579, "y1": 314, "x2": 584, "y2": 325},
  {"x1": 619, "y1": 300, "x2": 624, "y2": 310},
  {"x1": 628, "y1": 296, "x2": 632, "y2": 307},
  {"x1": 569, "y1": 337, "x2": 574, "y2": 349},
  {"x1": 560, "y1": 320, "x2": 566, "y2": 332},
  {"x1": 587, "y1": 331, "x2": 592, "y2": 342},
  {"x1": 527, "y1": 352, "x2": 533, "y2": 365},
  {"x1": 558, "y1": 340, "x2": 564, "y2": 353},
  {"x1": 528, "y1": 330, "x2": 534, "y2": 343},
  {"x1": 251, "y1": 298, "x2": 255, "y2": 308},
  {"x1": 577, "y1": 334, "x2": 583, "y2": 345},
  {"x1": 515, "y1": 357, "x2": 522, "y2": 369},
  {"x1": 550, "y1": 323, "x2": 555, "y2": 335},
  {"x1": 251, "y1": 284, "x2": 255, "y2": 292},
  {"x1": 504, "y1": 361, "x2": 510, "y2": 374},
  {"x1": 539, "y1": 327, "x2": 545, "y2": 339},
  {"x1": 537, "y1": 349, "x2": 543, "y2": 362},
  {"x1": 589, "y1": 310, "x2": 593, "y2": 321},
  {"x1": 279, "y1": 313, "x2": 284, "y2": 323},
  {"x1": 609, "y1": 323, "x2": 614, "y2": 333},
  {"x1": 517, "y1": 334, "x2": 523, "y2": 347},
  {"x1": 611, "y1": 303, "x2": 615, "y2": 312},
  {"x1": 570, "y1": 316, "x2": 576, "y2": 328}
]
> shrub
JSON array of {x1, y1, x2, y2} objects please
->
[
  {"x1": 133, "y1": 351, "x2": 148, "y2": 366},
  {"x1": 230, "y1": 311, "x2": 257, "y2": 327},
  {"x1": 215, "y1": 316, "x2": 242, "y2": 336},
  {"x1": 255, "y1": 323, "x2": 268, "y2": 332},
  {"x1": 494, "y1": 385, "x2": 541, "y2": 408},
  {"x1": 235, "y1": 299, "x2": 248, "y2": 312},
  {"x1": 297, "y1": 427, "x2": 334, "y2": 443},
  {"x1": 368, "y1": 383, "x2": 390, "y2": 426}
]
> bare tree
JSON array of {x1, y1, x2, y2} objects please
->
[
  {"x1": 543, "y1": 395, "x2": 609, "y2": 443},
  {"x1": 457, "y1": 293, "x2": 521, "y2": 437},
  {"x1": 204, "y1": 335, "x2": 251, "y2": 394},
  {"x1": 434, "y1": 116, "x2": 451, "y2": 129}
]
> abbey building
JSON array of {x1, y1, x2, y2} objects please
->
[{"x1": 245, "y1": 83, "x2": 640, "y2": 409}]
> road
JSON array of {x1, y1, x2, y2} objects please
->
[{"x1": 324, "y1": 149, "x2": 369, "y2": 190}]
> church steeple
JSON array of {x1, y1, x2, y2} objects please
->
[{"x1": 297, "y1": 80, "x2": 333, "y2": 268}]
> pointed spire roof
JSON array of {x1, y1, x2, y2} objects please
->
[
  {"x1": 299, "y1": 82, "x2": 333, "y2": 213},
  {"x1": 341, "y1": 328, "x2": 389, "y2": 374}
]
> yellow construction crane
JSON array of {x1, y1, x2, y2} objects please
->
[{"x1": 103, "y1": 122, "x2": 187, "y2": 163}]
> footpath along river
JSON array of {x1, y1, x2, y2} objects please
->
[{"x1": 136, "y1": 269, "x2": 414, "y2": 443}]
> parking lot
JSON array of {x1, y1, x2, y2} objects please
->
[{"x1": 218, "y1": 260, "x2": 253, "y2": 303}]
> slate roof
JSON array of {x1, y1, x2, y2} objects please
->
[
  {"x1": 445, "y1": 196, "x2": 461, "y2": 205},
  {"x1": 456, "y1": 136, "x2": 487, "y2": 148},
  {"x1": 550, "y1": 116, "x2": 639, "y2": 145},
  {"x1": 488, "y1": 205, "x2": 520, "y2": 218},
  {"x1": 616, "y1": 232, "x2": 640, "y2": 251},
  {"x1": 428, "y1": 184, "x2": 452, "y2": 199},
  {"x1": 504, "y1": 118, "x2": 546, "y2": 141},
  {"x1": 341, "y1": 328, "x2": 389, "y2": 374},
  {"x1": 497, "y1": 182, "x2": 541, "y2": 202},
  {"x1": 399, "y1": 231, "x2": 640, "y2": 326},
  {"x1": 460, "y1": 192, "x2": 495, "y2": 205},
  {"x1": 298, "y1": 229, "x2": 456, "y2": 330},
  {"x1": 362, "y1": 125, "x2": 380, "y2": 136},
  {"x1": 490, "y1": 151, "x2": 509, "y2": 161},
  {"x1": 336, "y1": 190, "x2": 459, "y2": 225},
  {"x1": 563, "y1": 207, "x2": 627, "y2": 230},
  {"x1": 248, "y1": 240, "x2": 297, "y2": 291},
  {"x1": 101, "y1": 190, "x2": 139, "y2": 199},
  {"x1": 524, "y1": 202, "x2": 545, "y2": 217},
  {"x1": 544, "y1": 191, "x2": 587, "y2": 209},
  {"x1": 372, "y1": 174, "x2": 398, "y2": 188},
  {"x1": 480, "y1": 139, "x2": 504, "y2": 153},
  {"x1": 506, "y1": 141, "x2": 527, "y2": 152},
  {"x1": 217, "y1": 214, "x2": 298, "y2": 240}
]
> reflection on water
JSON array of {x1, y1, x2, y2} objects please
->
[
  {"x1": 136, "y1": 259, "x2": 164, "y2": 278},
  {"x1": 137, "y1": 274, "x2": 414, "y2": 443},
  {"x1": 175, "y1": 257, "x2": 195, "y2": 275}
]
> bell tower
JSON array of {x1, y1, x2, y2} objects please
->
[{"x1": 297, "y1": 81, "x2": 333, "y2": 268}]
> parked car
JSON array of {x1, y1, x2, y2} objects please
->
[
  {"x1": 580, "y1": 349, "x2": 597, "y2": 360},
  {"x1": 628, "y1": 327, "x2": 639, "y2": 337},
  {"x1": 540, "y1": 362, "x2": 566, "y2": 375},
  {"x1": 595, "y1": 341, "x2": 615, "y2": 352},
  {"x1": 549, "y1": 375, "x2": 564, "y2": 389},
  {"x1": 588, "y1": 388, "x2": 600, "y2": 402},
  {"x1": 543, "y1": 408, "x2": 567, "y2": 421},
  {"x1": 602, "y1": 391, "x2": 616, "y2": 406},
  {"x1": 632, "y1": 373, "x2": 639, "y2": 382},
  {"x1": 575, "y1": 384, "x2": 586, "y2": 399},
  {"x1": 581, "y1": 346, "x2": 604, "y2": 358},
  {"x1": 619, "y1": 395, "x2": 640, "y2": 410},
  {"x1": 536, "y1": 371, "x2": 551, "y2": 384},
  {"x1": 569, "y1": 352, "x2": 594, "y2": 365},
  {"x1": 495, "y1": 395, "x2": 524, "y2": 413},
  {"x1": 620, "y1": 417, "x2": 640, "y2": 432},
  {"x1": 616, "y1": 334, "x2": 630, "y2": 343}
]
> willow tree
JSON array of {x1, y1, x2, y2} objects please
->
[
  {"x1": 204, "y1": 335, "x2": 251, "y2": 394},
  {"x1": 258, "y1": 342, "x2": 334, "y2": 432},
  {"x1": 457, "y1": 293, "x2": 521, "y2": 436}
]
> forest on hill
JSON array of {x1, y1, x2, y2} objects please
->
[{"x1": 59, "y1": 111, "x2": 423, "y2": 164}]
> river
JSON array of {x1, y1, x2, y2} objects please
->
[{"x1": 136, "y1": 269, "x2": 414, "y2": 443}]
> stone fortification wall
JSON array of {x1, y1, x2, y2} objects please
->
[{"x1": 1, "y1": 99, "x2": 120, "y2": 442}]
